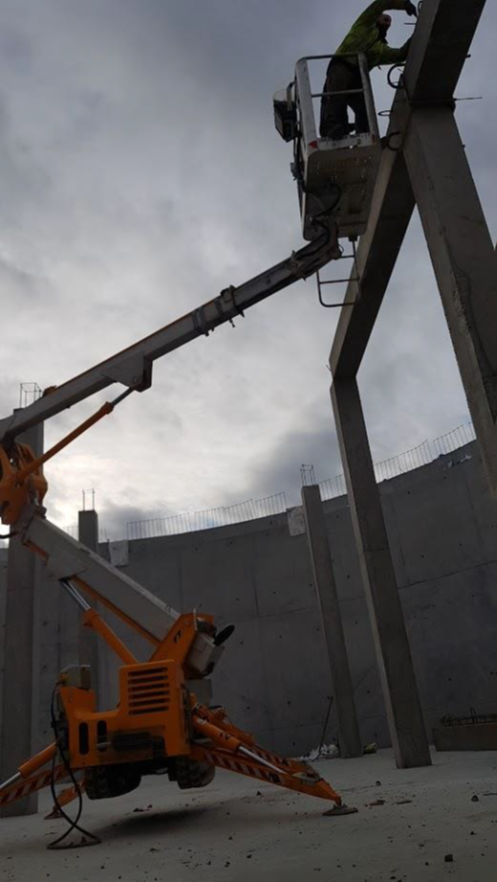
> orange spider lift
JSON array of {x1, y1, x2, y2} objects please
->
[{"x1": 0, "y1": 215, "x2": 357, "y2": 839}]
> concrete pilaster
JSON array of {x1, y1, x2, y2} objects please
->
[
  {"x1": 77, "y1": 510, "x2": 100, "y2": 696},
  {"x1": 0, "y1": 421, "x2": 44, "y2": 816},
  {"x1": 331, "y1": 379, "x2": 431, "y2": 769},
  {"x1": 301, "y1": 485, "x2": 362, "y2": 758}
]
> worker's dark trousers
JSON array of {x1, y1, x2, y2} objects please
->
[{"x1": 320, "y1": 60, "x2": 369, "y2": 139}]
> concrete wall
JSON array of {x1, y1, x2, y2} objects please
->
[
  {"x1": 0, "y1": 547, "x2": 8, "y2": 743},
  {"x1": 0, "y1": 543, "x2": 82, "y2": 752},
  {"x1": 0, "y1": 442, "x2": 496, "y2": 759}
]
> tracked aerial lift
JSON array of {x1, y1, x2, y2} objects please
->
[
  {"x1": 0, "y1": 221, "x2": 354, "y2": 839},
  {"x1": 0, "y1": 56, "x2": 383, "y2": 841}
]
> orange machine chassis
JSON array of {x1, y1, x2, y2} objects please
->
[{"x1": 0, "y1": 599, "x2": 343, "y2": 820}]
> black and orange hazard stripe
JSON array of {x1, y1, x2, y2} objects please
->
[{"x1": 0, "y1": 764, "x2": 68, "y2": 809}]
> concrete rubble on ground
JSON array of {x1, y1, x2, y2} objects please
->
[{"x1": 301, "y1": 743, "x2": 340, "y2": 762}]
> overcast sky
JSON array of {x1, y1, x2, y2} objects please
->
[{"x1": 0, "y1": 0, "x2": 495, "y2": 538}]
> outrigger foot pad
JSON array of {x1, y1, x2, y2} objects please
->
[
  {"x1": 45, "y1": 808, "x2": 63, "y2": 820},
  {"x1": 323, "y1": 804, "x2": 358, "y2": 817}
]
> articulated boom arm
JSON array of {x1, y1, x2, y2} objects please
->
[
  {"x1": 0, "y1": 221, "x2": 339, "y2": 447},
  {"x1": 0, "y1": 222, "x2": 339, "y2": 681},
  {"x1": 0, "y1": 219, "x2": 352, "y2": 833}
]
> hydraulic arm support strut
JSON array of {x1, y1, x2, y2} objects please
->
[{"x1": 0, "y1": 220, "x2": 339, "y2": 446}]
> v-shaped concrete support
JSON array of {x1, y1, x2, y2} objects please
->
[
  {"x1": 404, "y1": 107, "x2": 497, "y2": 494},
  {"x1": 327, "y1": 0, "x2": 492, "y2": 768}
]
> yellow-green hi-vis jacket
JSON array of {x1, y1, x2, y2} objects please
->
[{"x1": 336, "y1": 1, "x2": 411, "y2": 69}]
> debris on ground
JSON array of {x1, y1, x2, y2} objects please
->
[{"x1": 300, "y1": 743, "x2": 339, "y2": 762}]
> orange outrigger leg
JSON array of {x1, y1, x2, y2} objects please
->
[
  {"x1": 0, "y1": 744, "x2": 67, "y2": 810},
  {"x1": 190, "y1": 704, "x2": 350, "y2": 810},
  {"x1": 0, "y1": 742, "x2": 86, "y2": 818}
]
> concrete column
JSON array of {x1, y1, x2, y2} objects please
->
[
  {"x1": 331, "y1": 379, "x2": 431, "y2": 769},
  {"x1": 301, "y1": 485, "x2": 362, "y2": 758},
  {"x1": 404, "y1": 108, "x2": 497, "y2": 495},
  {"x1": 77, "y1": 510, "x2": 100, "y2": 696},
  {"x1": 0, "y1": 421, "x2": 44, "y2": 816}
]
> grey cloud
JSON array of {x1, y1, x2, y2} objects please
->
[
  {"x1": 236, "y1": 418, "x2": 342, "y2": 508},
  {"x1": 0, "y1": 256, "x2": 46, "y2": 300},
  {"x1": 0, "y1": 0, "x2": 494, "y2": 533},
  {"x1": 97, "y1": 501, "x2": 176, "y2": 541}
]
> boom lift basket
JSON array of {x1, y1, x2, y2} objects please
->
[{"x1": 275, "y1": 54, "x2": 381, "y2": 242}]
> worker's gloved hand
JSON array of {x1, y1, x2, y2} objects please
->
[{"x1": 404, "y1": 0, "x2": 417, "y2": 16}]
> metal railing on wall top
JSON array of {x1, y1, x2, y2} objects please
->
[
  {"x1": 319, "y1": 423, "x2": 476, "y2": 501},
  {"x1": 126, "y1": 493, "x2": 288, "y2": 541},
  {"x1": 2, "y1": 423, "x2": 475, "y2": 548}
]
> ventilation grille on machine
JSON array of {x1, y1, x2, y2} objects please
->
[{"x1": 127, "y1": 665, "x2": 170, "y2": 716}]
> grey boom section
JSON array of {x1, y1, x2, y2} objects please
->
[
  {"x1": 25, "y1": 516, "x2": 179, "y2": 639},
  {"x1": 0, "y1": 222, "x2": 338, "y2": 446}
]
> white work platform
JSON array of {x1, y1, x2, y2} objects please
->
[{"x1": 274, "y1": 54, "x2": 382, "y2": 242}]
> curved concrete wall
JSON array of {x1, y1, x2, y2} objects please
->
[{"x1": 1, "y1": 441, "x2": 496, "y2": 758}]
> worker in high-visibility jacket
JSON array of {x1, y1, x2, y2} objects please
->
[{"x1": 320, "y1": 0, "x2": 417, "y2": 140}]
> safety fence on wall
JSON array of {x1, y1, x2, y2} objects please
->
[
  {"x1": 125, "y1": 423, "x2": 476, "y2": 540},
  {"x1": 1, "y1": 422, "x2": 476, "y2": 549},
  {"x1": 319, "y1": 423, "x2": 476, "y2": 502},
  {"x1": 126, "y1": 493, "x2": 288, "y2": 541}
]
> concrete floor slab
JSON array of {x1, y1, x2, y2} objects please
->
[{"x1": 0, "y1": 749, "x2": 495, "y2": 881}]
